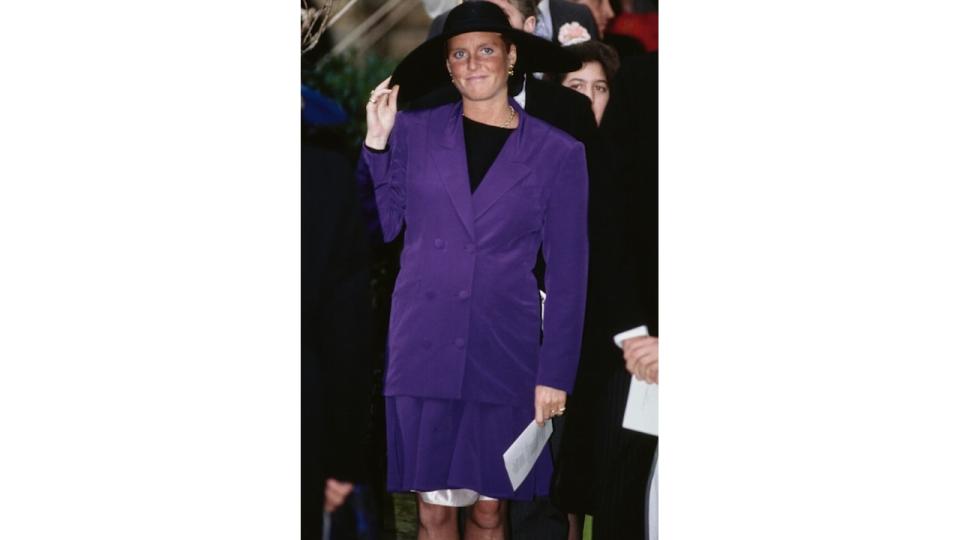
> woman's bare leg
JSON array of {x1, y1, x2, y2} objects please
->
[
  {"x1": 417, "y1": 498, "x2": 459, "y2": 540},
  {"x1": 567, "y1": 513, "x2": 583, "y2": 540},
  {"x1": 464, "y1": 499, "x2": 507, "y2": 540}
]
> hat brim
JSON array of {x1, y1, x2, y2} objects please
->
[{"x1": 390, "y1": 27, "x2": 580, "y2": 107}]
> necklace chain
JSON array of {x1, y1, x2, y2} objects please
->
[
  {"x1": 499, "y1": 106, "x2": 516, "y2": 129},
  {"x1": 464, "y1": 105, "x2": 516, "y2": 129}
]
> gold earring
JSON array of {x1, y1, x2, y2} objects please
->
[{"x1": 508, "y1": 64, "x2": 515, "y2": 76}]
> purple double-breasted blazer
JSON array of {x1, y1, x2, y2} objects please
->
[{"x1": 360, "y1": 100, "x2": 588, "y2": 407}]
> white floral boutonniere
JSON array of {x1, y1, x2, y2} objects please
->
[{"x1": 557, "y1": 21, "x2": 592, "y2": 46}]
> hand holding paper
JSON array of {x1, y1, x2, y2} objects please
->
[
  {"x1": 623, "y1": 335, "x2": 659, "y2": 384},
  {"x1": 614, "y1": 326, "x2": 658, "y2": 436}
]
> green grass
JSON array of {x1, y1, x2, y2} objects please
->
[{"x1": 392, "y1": 493, "x2": 419, "y2": 539}]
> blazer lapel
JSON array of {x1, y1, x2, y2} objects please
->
[
  {"x1": 430, "y1": 102, "x2": 475, "y2": 239},
  {"x1": 472, "y1": 99, "x2": 534, "y2": 220}
]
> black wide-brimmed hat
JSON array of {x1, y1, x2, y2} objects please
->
[{"x1": 390, "y1": 1, "x2": 580, "y2": 106}]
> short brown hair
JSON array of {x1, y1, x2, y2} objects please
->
[{"x1": 549, "y1": 40, "x2": 621, "y2": 83}]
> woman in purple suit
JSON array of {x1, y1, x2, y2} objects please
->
[{"x1": 360, "y1": 3, "x2": 588, "y2": 538}]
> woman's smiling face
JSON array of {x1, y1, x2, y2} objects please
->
[{"x1": 446, "y1": 31, "x2": 517, "y2": 103}]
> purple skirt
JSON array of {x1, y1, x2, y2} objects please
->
[{"x1": 385, "y1": 396, "x2": 554, "y2": 500}]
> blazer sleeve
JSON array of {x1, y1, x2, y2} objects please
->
[
  {"x1": 536, "y1": 142, "x2": 590, "y2": 393},
  {"x1": 358, "y1": 113, "x2": 408, "y2": 243}
]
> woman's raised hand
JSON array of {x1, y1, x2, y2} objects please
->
[{"x1": 365, "y1": 77, "x2": 399, "y2": 150}]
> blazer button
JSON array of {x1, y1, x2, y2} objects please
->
[
  {"x1": 421, "y1": 339, "x2": 432, "y2": 350},
  {"x1": 454, "y1": 338, "x2": 465, "y2": 349},
  {"x1": 434, "y1": 238, "x2": 445, "y2": 249},
  {"x1": 425, "y1": 290, "x2": 437, "y2": 300},
  {"x1": 458, "y1": 290, "x2": 470, "y2": 300},
  {"x1": 464, "y1": 243, "x2": 475, "y2": 254}
]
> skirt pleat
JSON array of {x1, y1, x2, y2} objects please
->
[{"x1": 386, "y1": 395, "x2": 553, "y2": 501}]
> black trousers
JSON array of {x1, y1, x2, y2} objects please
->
[{"x1": 590, "y1": 431, "x2": 658, "y2": 540}]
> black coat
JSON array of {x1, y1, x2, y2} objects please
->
[
  {"x1": 553, "y1": 54, "x2": 659, "y2": 534},
  {"x1": 302, "y1": 142, "x2": 374, "y2": 490},
  {"x1": 428, "y1": 0, "x2": 599, "y2": 43}
]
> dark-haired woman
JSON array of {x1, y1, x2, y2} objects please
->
[
  {"x1": 550, "y1": 39, "x2": 660, "y2": 539},
  {"x1": 551, "y1": 39, "x2": 621, "y2": 125}
]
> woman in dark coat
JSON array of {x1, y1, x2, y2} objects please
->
[
  {"x1": 358, "y1": 3, "x2": 589, "y2": 538},
  {"x1": 549, "y1": 41, "x2": 660, "y2": 539}
]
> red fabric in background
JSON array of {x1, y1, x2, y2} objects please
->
[{"x1": 608, "y1": 12, "x2": 658, "y2": 52}]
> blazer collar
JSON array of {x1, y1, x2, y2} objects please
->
[{"x1": 430, "y1": 99, "x2": 534, "y2": 236}]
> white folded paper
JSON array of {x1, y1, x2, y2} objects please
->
[
  {"x1": 503, "y1": 419, "x2": 553, "y2": 491},
  {"x1": 623, "y1": 377, "x2": 658, "y2": 435},
  {"x1": 614, "y1": 325, "x2": 658, "y2": 436},
  {"x1": 613, "y1": 325, "x2": 650, "y2": 349}
]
